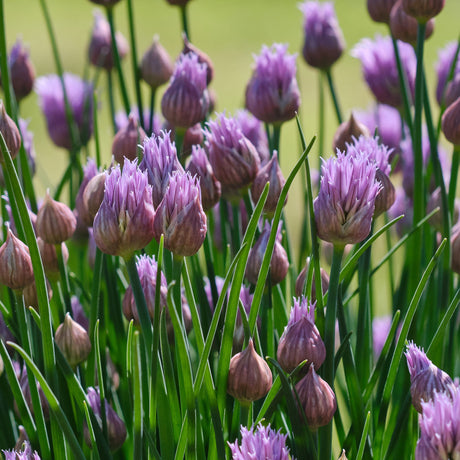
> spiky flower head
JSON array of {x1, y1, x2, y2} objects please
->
[
  {"x1": 182, "y1": 35, "x2": 214, "y2": 85},
  {"x1": 277, "y1": 296, "x2": 326, "y2": 373},
  {"x1": 245, "y1": 43, "x2": 300, "y2": 124},
  {"x1": 8, "y1": 38, "x2": 35, "y2": 101},
  {"x1": 405, "y1": 342, "x2": 457, "y2": 413},
  {"x1": 314, "y1": 151, "x2": 380, "y2": 246},
  {"x1": 153, "y1": 171, "x2": 207, "y2": 257},
  {"x1": 88, "y1": 10, "x2": 128, "y2": 70},
  {"x1": 205, "y1": 112, "x2": 260, "y2": 200},
  {"x1": 416, "y1": 390, "x2": 460, "y2": 460},
  {"x1": 234, "y1": 109, "x2": 270, "y2": 163},
  {"x1": 140, "y1": 36, "x2": 174, "y2": 89},
  {"x1": 35, "y1": 73, "x2": 93, "y2": 150},
  {"x1": 299, "y1": 1, "x2": 345, "y2": 70},
  {"x1": 228, "y1": 422, "x2": 293, "y2": 460},
  {"x1": 435, "y1": 41, "x2": 460, "y2": 106},
  {"x1": 140, "y1": 130, "x2": 184, "y2": 208},
  {"x1": 186, "y1": 145, "x2": 221, "y2": 212},
  {"x1": 122, "y1": 254, "x2": 168, "y2": 324},
  {"x1": 93, "y1": 159, "x2": 155, "y2": 258},
  {"x1": 85, "y1": 387, "x2": 127, "y2": 452},
  {"x1": 3, "y1": 441, "x2": 41, "y2": 460},
  {"x1": 352, "y1": 35, "x2": 416, "y2": 109},
  {"x1": 246, "y1": 221, "x2": 289, "y2": 286},
  {"x1": 161, "y1": 52, "x2": 209, "y2": 128}
]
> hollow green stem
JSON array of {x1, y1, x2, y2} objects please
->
[
  {"x1": 448, "y1": 146, "x2": 460, "y2": 216},
  {"x1": 325, "y1": 68, "x2": 342, "y2": 125},
  {"x1": 272, "y1": 123, "x2": 281, "y2": 154},
  {"x1": 180, "y1": 5, "x2": 190, "y2": 40},
  {"x1": 56, "y1": 243, "x2": 72, "y2": 315},
  {"x1": 149, "y1": 88, "x2": 157, "y2": 136},
  {"x1": 107, "y1": 71, "x2": 118, "y2": 135}
]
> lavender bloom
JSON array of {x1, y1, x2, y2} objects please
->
[
  {"x1": 416, "y1": 391, "x2": 460, "y2": 460},
  {"x1": 161, "y1": 53, "x2": 209, "y2": 128},
  {"x1": 204, "y1": 112, "x2": 260, "y2": 199},
  {"x1": 314, "y1": 151, "x2": 380, "y2": 246},
  {"x1": 234, "y1": 109, "x2": 270, "y2": 163},
  {"x1": 352, "y1": 35, "x2": 416, "y2": 108},
  {"x1": 435, "y1": 41, "x2": 460, "y2": 106},
  {"x1": 182, "y1": 36, "x2": 214, "y2": 85},
  {"x1": 346, "y1": 135, "x2": 392, "y2": 176},
  {"x1": 93, "y1": 159, "x2": 155, "y2": 258},
  {"x1": 277, "y1": 296, "x2": 326, "y2": 373},
  {"x1": 186, "y1": 145, "x2": 221, "y2": 212},
  {"x1": 405, "y1": 342, "x2": 457, "y2": 413},
  {"x1": 35, "y1": 73, "x2": 93, "y2": 150},
  {"x1": 3, "y1": 441, "x2": 40, "y2": 460},
  {"x1": 245, "y1": 44, "x2": 300, "y2": 125},
  {"x1": 115, "y1": 108, "x2": 162, "y2": 136},
  {"x1": 228, "y1": 423, "x2": 293, "y2": 460},
  {"x1": 153, "y1": 171, "x2": 207, "y2": 257},
  {"x1": 88, "y1": 10, "x2": 129, "y2": 71},
  {"x1": 299, "y1": 1, "x2": 345, "y2": 69},
  {"x1": 8, "y1": 38, "x2": 35, "y2": 101},
  {"x1": 140, "y1": 131, "x2": 184, "y2": 208},
  {"x1": 122, "y1": 254, "x2": 168, "y2": 324},
  {"x1": 85, "y1": 387, "x2": 127, "y2": 452}
]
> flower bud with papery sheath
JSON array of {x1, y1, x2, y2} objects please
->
[
  {"x1": 37, "y1": 238, "x2": 69, "y2": 281},
  {"x1": 227, "y1": 339, "x2": 272, "y2": 404},
  {"x1": 332, "y1": 113, "x2": 370, "y2": 153},
  {"x1": 153, "y1": 171, "x2": 207, "y2": 257},
  {"x1": 8, "y1": 39, "x2": 35, "y2": 101},
  {"x1": 402, "y1": 0, "x2": 445, "y2": 22},
  {"x1": 112, "y1": 114, "x2": 146, "y2": 166},
  {"x1": 55, "y1": 313, "x2": 92, "y2": 368},
  {"x1": 435, "y1": 41, "x2": 460, "y2": 106},
  {"x1": 0, "y1": 227, "x2": 34, "y2": 291},
  {"x1": 299, "y1": 1, "x2": 345, "y2": 70},
  {"x1": 234, "y1": 109, "x2": 269, "y2": 163},
  {"x1": 277, "y1": 297, "x2": 326, "y2": 374},
  {"x1": 0, "y1": 101, "x2": 21, "y2": 161},
  {"x1": 93, "y1": 159, "x2": 155, "y2": 258},
  {"x1": 75, "y1": 158, "x2": 99, "y2": 229},
  {"x1": 442, "y1": 96, "x2": 460, "y2": 146},
  {"x1": 295, "y1": 364, "x2": 337, "y2": 430},
  {"x1": 82, "y1": 172, "x2": 106, "y2": 227},
  {"x1": 36, "y1": 191, "x2": 76, "y2": 244},
  {"x1": 367, "y1": 0, "x2": 397, "y2": 23},
  {"x1": 245, "y1": 43, "x2": 300, "y2": 124},
  {"x1": 295, "y1": 258, "x2": 329, "y2": 301},
  {"x1": 141, "y1": 36, "x2": 174, "y2": 89},
  {"x1": 182, "y1": 35, "x2": 214, "y2": 85}
]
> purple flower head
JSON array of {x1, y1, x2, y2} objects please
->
[
  {"x1": 88, "y1": 10, "x2": 129, "y2": 71},
  {"x1": 86, "y1": 387, "x2": 127, "y2": 452},
  {"x1": 229, "y1": 423, "x2": 293, "y2": 460},
  {"x1": 186, "y1": 144, "x2": 221, "y2": 211},
  {"x1": 140, "y1": 130, "x2": 184, "y2": 207},
  {"x1": 288, "y1": 295, "x2": 316, "y2": 326},
  {"x1": 204, "y1": 112, "x2": 260, "y2": 199},
  {"x1": 234, "y1": 109, "x2": 270, "y2": 163},
  {"x1": 122, "y1": 254, "x2": 168, "y2": 323},
  {"x1": 93, "y1": 159, "x2": 155, "y2": 258},
  {"x1": 35, "y1": 73, "x2": 93, "y2": 150},
  {"x1": 8, "y1": 38, "x2": 35, "y2": 101},
  {"x1": 405, "y1": 341, "x2": 432, "y2": 379},
  {"x1": 299, "y1": 1, "x2": 345, "y2": 69},
  {"x1": 352, "y1": 35, "x2": 416, "y2": 108},
  {"x1": 416, "y1": 390, "x2": 460, "y2": 460},
  {"x1": 161, "y1": 52, "x2": 209, "y2": 128},
  {"x1": 435, "y1": 41, "x2": 460, "y2": 106},
  {"x1": 3, "y1": 441, "x2": 41, "y2": 460},
  {"x1": 75, "y1": 157, "x2": 99, "y2": 227},
  {"x1": 346, "y1": 135, "x2": 393, "y2": 176},
  {"x1": 115, "y1": 107, "x2": 162, "y2": 136},
  {"x1": 314, "y1": 151, "x2": 380, "y2": 246},
  {"x1": 245, "y1": 43, "x2": 300, "y2": 124},
  {"x1": 153, "y1": 171, "x2": 207, "y2": 257},
  {"x1": 372, "y1": 315, "x2": 392, "y2": 357}
]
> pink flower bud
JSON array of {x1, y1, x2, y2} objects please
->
[
  {"x1": 140, "y1": 36, "x2": 174, "y2": 89},
  {"x1": 0, "y1": 101, "x2": 21, "y2": 161}
]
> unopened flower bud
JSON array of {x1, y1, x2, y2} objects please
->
[
  {"x1": 338, "y1": 450, "x2": 348, "y2": 460},
  {"x1": 55, "y1": 313, "x2": 92, "y2": 368},
  {"x1": 82, "y1": 172, "x2": 106, "y2": 226},
  {"x1": 426, "y1": 187, "x2": 459, "y2": 233},
  {"x1": 442, "y1": 97, "x2": 460, "y2": 146},
  {"x1": 295, "y1": 258, "x2": 329, "y2": 302},
  {"x1": 23, "y1": 279, "x2": 53, "y2": 310},
  {"x1": 186, "y1": 145, "x2": 221, "y2": 212},
  {"x1": 182, "y1": 122, "x2": 204, "y2": 159},
  {"x1": 367, "y1": 0, "x2": 397, "y2": 23},
  {"x1": 140, "y1": 36, "x2": 174, "y2": 89},
  {"x1": 0, "y1": 227, "x2": 34, "y2": 291},
  {"x1": 251, "y1": 152, "x2": 286, "y2": 216},
  {"x1": 9, "y1": 39, "x2": 35, "y2": 101},
  {"x1": 246, "y1": 222, "x2": 289, "y2": 286},
  {"x1": 332, "y1": 113, "x2": 370, "y2": 153},
  {"x1": 444, "y1": 75, "x2": 460, "y2": 108},
  {"x1": 390, "y1": 0, "x2": 434, "y2": 45},
  {"x1": 295, "y1": 364, "x2": 337, "y2": 430},
  {"x1": 112, "y1": 114, "x2": 146, "y2": 166},
  {"x1": 75, "y1": 158, "x2": 99, "y2": 231},
  {"x1": 227, "y1": 339, "x2": 272, "y2": 404},
  {"x1": 277, "y1": 297, "x2": 326, "y2": 373},
  {"x1": 182, "y1": 35, "x2": 214, "y2": 85},
  {"x1": 0, "y1": 101, "x2": 21, "y2": 161},
  {"x1": 37, "y1": 238, "x2": 69, "y2": 281},
  {"x1": 36, "y1": 191, "x2": 77, "y2": 244},
  {"x1": 374, "y1": 168, "x2": 396, "y2": 217},
  {"x1": 402, "y1": 0, "x2": 445, "y2": 22}
]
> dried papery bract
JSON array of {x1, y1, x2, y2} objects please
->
[{"x1": 182, "y1": 35, "x2": 214, "y2": 85}]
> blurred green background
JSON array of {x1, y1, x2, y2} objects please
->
[{"x1": 3, "y1": 0, "x2": 460, "y2": 313}]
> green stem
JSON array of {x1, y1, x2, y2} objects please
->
[
  {"x1": 320, "y1": 245, "x2": 343, "y2": 460},
  {"x1": 0, "y1": 0, "x2": 14, "y2": 116},
  {"x1": 93, "y1": 91, "x2": 102, "y2": 168},
  {"x1": 180, "y1": 5, "x2": 190, "y2": 40},
  {"x1": 106, "y1": 7, "x2": 131, "y2": 115},
  {"x1": 107, "y1": 71, "x2": 118, "y2": 135},
  {"x1": 56, "y1": 243, "x2": 72, "y2": 315},
  {"x1": 448, "y1": 147, "x2": 460, "y2": 215},
  {"x1": 149, "y1": 88, "x2": 157, "y2": 136},
  {"x1": 325, "y1": 69, "x2": 342, "y2": 125},
  {"x1": 175, "y1": 127, "x2": 186, "y2": 163},
  {"x1": 272, "y1": 123, "x2": 281, "y2": 154},
  {"x1": 172, "y1": 256, "x2": 184, "y2": 321},
  {"x1": 318, "y1": 71, "x2": 325, "y2": 176}
]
